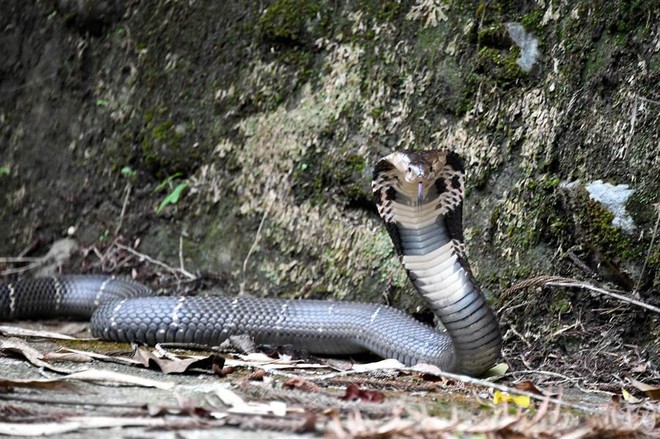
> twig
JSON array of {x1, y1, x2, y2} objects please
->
[
  {"x1": 0, "y1": 260, "x2": 44, "y2": 276},
  {"x1": 240, "y1": 191, "x2": 275, "y2": 295},
  {"x1": 637, "y1": 96, "x2": 660, "y2": 105},
  {"x1": 503, "y1": 327, "x2": 532, "y2": 349},
  {"x1": 178, "y1": 234, "x2": 195, "y2": 279},
  {"x1": 0, "y1": 393, "x2": 147, "y2": 409},
  {"x1": 505, "y1": 369, "x2": 576, "y2": 383},
  {"x1": 113, "y1": 243, "x2": 196, "y2": 280},
  {"x1": 506, "y1": 275, "x2": 569, "y2": 295},
  {"x1": 635, "y1": 204, "x2": 659, "y2": 293},
  {"x1": 544, "y1": 281, "x2": 660, "y2": 314},
  {"x1": 0, "y1": 256, "x2": 42, "y2": 263},
  {"x1": 507, "y1": 275, "x2": 660, "y2": 313},
  {"x1": 114, "y1": 182, "x2": 132, "y2": 237}
]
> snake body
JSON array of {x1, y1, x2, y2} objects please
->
[{"x1": 0, "y1": 150, "x2": 501, "y2": 376}]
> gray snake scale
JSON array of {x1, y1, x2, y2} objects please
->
[{"x1": 0, "y1": 150, "x2": 501, "y2": 376}]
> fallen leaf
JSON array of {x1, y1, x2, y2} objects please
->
[
  {"x1": 214, "y1": 385, "x2": 287, "y2": 416},
  {"x1": 0, "y1": 338, "x2": 79, "y2": 373},
  {"x1": 341, "y1": 384, "x2": 384, "y2": 403},
  {"x1": 514, "y1": 381, "x2": 543, "y2": 395},
  {"x1": 42, "y1": 351, "x2": 93, "y2": 363},
  {"x1": 214, "y1": 365, "x2": 235, "y2": 377},
  {"x1": 63, "y1": 369, "x2": 174, "y2": 390},
  {"x1": 0, "y1": 378, "x2": 75, "y2": 391},
  {"x1": 0, "y1": 416, "x2": 166, "y2": 436},
  {"x1": 60, "y1": 346, "x2": 223, "y2": 374},
  {"x1": 621, "y1": 388, "x2": 642, "y2": 404},
  {"x1": 351, "y1": 359, "x2": 405, "y2": 373},
  {"x1": 493, "y1": 390, "x2": 530, "y2": 408},
  {"x1": 283, "y1": 376, "x2": 321, "y2": 393},
  {"x1": 628, "y1": 378, "x2": 660, "y2": 400},
  {"x1": 247, "y1": 369, "x2": 266, "y2": 381},
  {"x1": 0, "y1": 369, "x2": 173, "y2": 391},
  {"x1": 484, "y1": 363, "x2": 509, "y2": 377},
  {"x1": 57, "y1": 347, "x2": 142, "y2": 367},
  {"x1": 410, "y1": 363, "x2": 442, "y2": 376},
  {"x1": 0, "y1": 325, "x2": 77, "y2": 340}
]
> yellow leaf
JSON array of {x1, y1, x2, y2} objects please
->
[
  {"x1": 621, "y1": 388, "x2": 642, "y2": 403},
  {"x1": 484, "y1": 363, "x2": 509, "y2": 377},
  {"x1": 493, "y1": 390, "x2": 530, "y2": 408}
]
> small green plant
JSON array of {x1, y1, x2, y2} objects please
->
[
  {"x1": 99, "y1": 228, "x2": 110, "y2": 242},
  {"x1": 96, "y1": 99, "x2": 109, "y2": 107},
  {"x1": 120, "y1": 166, "x2": 137, "y2": 182},
  {"x1": 0, "y1": 166, "x2": 9, "y2": 176},
  {"x1": 155, "y1": 173, "x2": 188, "y2": 214}
]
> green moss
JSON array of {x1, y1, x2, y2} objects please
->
[
  {"x1": 496, "y1": 174, "x2": 569, "y2": 251},
  {"x1": 549, "y1": 294, "x2": 571, "y2": 314},
  {"x1": 357, "y1": 0, "x2": 404, "y2": 23},
  {"x1": 475, "y1": 46, "x2": 525, "y2": 84},
  {"x1": 140, "y1": 112, "x2": 199, "y2": 179},
  {"x1": 292, "y1": 148, "x2": 371, "y2": 206},
  {"x1": 257, "y1": 0, "x2": 323, "y2": 45},
  {"x1": 520, "y1": 9, "x2": 544, "y2": 32},
  {"x1": 477, "y1": 24, "x2": 511, "y2": 49},
  {"x1": 581, "y1": 199, "x2": 634, "y2": 260}
]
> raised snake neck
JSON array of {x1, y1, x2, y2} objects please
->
[{"x1": 0, "y1": 150, "x2": 501, "y2": 376}]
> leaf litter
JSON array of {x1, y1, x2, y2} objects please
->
[{"x1": 2, "y1": 329, "x2": 659, "y2": 436}]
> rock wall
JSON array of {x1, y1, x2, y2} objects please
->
[{"x1": 1, "y1": 0, "x2": 657, "y2": 336}]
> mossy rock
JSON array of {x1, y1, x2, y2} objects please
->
[
  {"x1": 257, "y1": 0, "x2": 326, "y2": 47},
  {"x1": 292, "y1": 147, "x2": 372, "y2": 208},
  {"x1": 140, "y1": 111, "x2": 201, "y2": 179},
  {"x1": 475, "y1": 46, "x2": 525, "y2": 84}
]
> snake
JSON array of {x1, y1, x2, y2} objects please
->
[{"x1": 0, "y1": 150, "x2": 501, "y2": 376}]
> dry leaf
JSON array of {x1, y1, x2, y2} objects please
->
[
  {"x1": 215, "y1": 385, "x2": 287, "y2": 416},
  {"x1": 514, "y1": 380, "x2": 543, "y2": 395},
  {"x1": 283, "y1": 376, "x2": 321, "y2": 393},
  {"x1": 0, "y1": 325, "x2": 77, "y2": 340},
  {"x1": 621, "y1": 388, "x2": 642, "y2": 404},
  {"x1": 351, "y1": 359, "x2": 405, "y2": 373},
  {"x1": 484, "y1": 363, "x2": 509, "y2": 377},
  {"x1": 63, "y1": 369, "x2": 175, "y2": 389},
  {"x1": 628, "y1": 378, "x2": 660, "y2": 400},
  {"x1": 0, "y1": 416, "x2": 166, "y2": 436},
  {"x1": 247, "y1": 369, "x2": 266, "y2": 381},
  {"x1": 59, "y1": 346, "x2": 222, "y2": 374},
  {"x1": 0, "y1": 378, "x2": 75, "y2": 391},
  {"x1": 43, "y1": 351, "x2": 93, "y2": 363},
  {"x1": 57, "y1": 347, "x2": 142, "y2": 366},
  {"x1": 0, "y1": 337, "x2": 79, "y2": 373},
  {"x1": 341, "y1": 384, "x2": 384, "y2": 403}
]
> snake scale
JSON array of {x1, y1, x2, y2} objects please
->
[{"x1": 0, "y1": 150, "x2": 501, "y2": 376}]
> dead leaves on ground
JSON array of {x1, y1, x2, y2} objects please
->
[
  {"x1": 0, "y1": 336, "x2": 223, "y2": 375},
  {"x1": 1, "y1": 333, "x2": 659, "y2": 437},
  {"x1": 628, "y1": 377, "x2": 660, "y2": 401}
]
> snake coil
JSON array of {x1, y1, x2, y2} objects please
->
[{"x1": 0, "y1": 150, "x2": 501, "y2": 376}]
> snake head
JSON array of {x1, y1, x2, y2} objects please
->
[{"x1": 381, "y1": 150, "x2": 448, "y2": 204}]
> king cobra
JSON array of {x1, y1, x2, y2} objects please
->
[{"x1": 0, "y1": 150, "x2": 501, "y2": 376}]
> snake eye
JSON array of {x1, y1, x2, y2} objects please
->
[{"x1": 407, "y1": 167, "x2": 411, "y2": 173}]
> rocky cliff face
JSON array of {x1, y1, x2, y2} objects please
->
[{"x1": 1, "y1": 1, "x2": 658, "y2": 359}]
